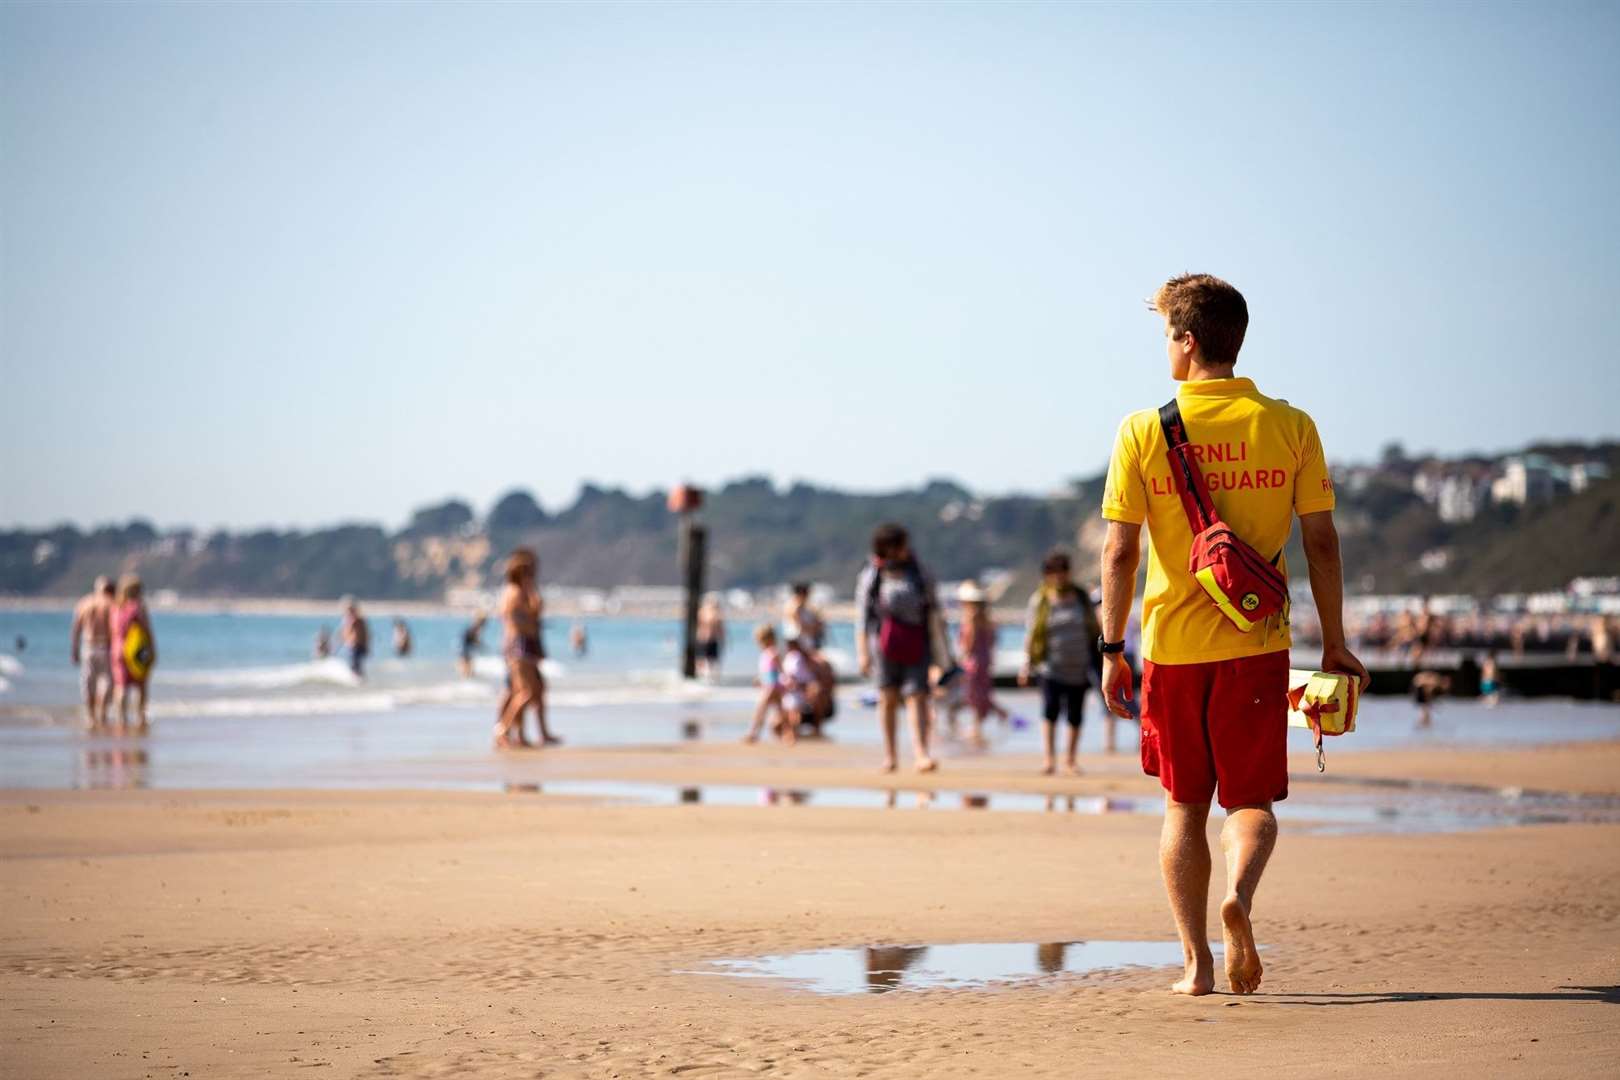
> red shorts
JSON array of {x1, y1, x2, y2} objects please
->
[{"x1": 1139, "y1": 650, "x2": 1289, "y2": 809}]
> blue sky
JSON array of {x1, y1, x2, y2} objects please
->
[{"x1": 4, "y1": 1, "x2": 1617, "y2": 530}]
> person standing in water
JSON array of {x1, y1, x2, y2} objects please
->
[
  {"x1": 392, "y1": 618, "x2": 413, "y2": 657},
  {"x1": 458, "y1": 613, "x2": 487, "y2": 678},
  {"x1": 570, "y1": 622, "x2": 588, "y2": 658},
  {"x1": 1099, "y1": 274, "x2": 1367, "y2": 997},
  {"x1": 495, "y1": 548, "x2": 560, "y2": 749},
  {"x1": 695, "y1": 596, "x2": 726, "y2": 681},
  {"x1": 314, "y1": 625, "x2": 333, "y2": 659},
  {"x1": 70, "y1": 576, "x2": 116, "y2": 730},
  {"x1": 339, "y1": 598, "x2": 370, "y2": 678},
  {"x1": 109, "y1": 575, "x2": 157, "y2": 733}
]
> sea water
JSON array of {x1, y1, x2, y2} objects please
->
[
  {"x1": 4, "y1": 607, "x2": 1620, "y2": 795},
  {"x1": 0, "y1": 608, "x2": 801, "y2": 716}
]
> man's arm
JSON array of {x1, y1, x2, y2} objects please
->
[
  {"x1": 1099, "y1": 521, "x2": 1141, "y2": 718},
  {"x1": 1298, "y1": 510, "x2": 1369, "y2": 691}
]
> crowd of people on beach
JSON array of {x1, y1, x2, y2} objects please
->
[
  {"x1": 69, "y1": 575, "x2": 156, "y2": 733},
  {"x1": 734, "y1": 525, "x2": 1128, "y2": 777},
  {"x1": 1349, "y1": 603, "x2": 1616, "y2": 662}
]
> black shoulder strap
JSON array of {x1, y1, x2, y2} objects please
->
[{"x1": 1158, "y1": 397, "x2": 1217, "y2": 532}]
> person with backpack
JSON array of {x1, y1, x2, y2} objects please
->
[
  {"x1": 1099, "y1": 274, "x2": 1368, "y2": 998},
  {"x1": 855, "y1": 523, "x2": 945, "y2": 774},
  {"x1": 1020, "y1": 550, "x2": 1103, "y2": 775}
]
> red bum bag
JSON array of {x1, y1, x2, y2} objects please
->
[{"x1": 1158, "y1": 399, "x2": 1289, "y2": 634}]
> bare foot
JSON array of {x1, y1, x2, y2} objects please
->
[
  {"x1": 541, "y1": 734, "x2": 563, "y2": 746},
  {"x1": 915, "y1": 757, "x2": 938, "y2": 774},
  {"x1": 879, "y1": 758, "x2": 898, "y2": 774},
  {"x1": 1170, "y1": 949, "x2": 1215, "y2": 996},
  {"x1": 1221, "y1": 894, "x2": 1263, "y2": 994},
  {"x1": 1062, "y1": 760, "x2": 1081, "y2": 776},
  {"x1": 1040, "y1": 757, "x2": 1055, "y2": 776}
]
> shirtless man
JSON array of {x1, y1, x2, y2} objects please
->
[
  {"x1": 339, "y1": 598, "x2": 370, "y2": 678},
  {"x1": 1100, "y1": 275, "x2": 1367, "y2": 996},
  {"x1": 70, "y1": 577, "x2": 116, "y2": 729},
  {"x1": 695, "y1": 597, "x2": 726, "y2": 681}
]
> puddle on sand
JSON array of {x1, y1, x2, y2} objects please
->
[
  {"x1": 502, "y1": 779, "x2": 1620, "y2": 834},
  {"x1": 688, "y1": 941, "x2": 1203, "y2": 995}
]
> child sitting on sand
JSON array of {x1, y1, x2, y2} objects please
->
[{"x1": 743, "y1": 625, "x2": 785, "y2": 743}]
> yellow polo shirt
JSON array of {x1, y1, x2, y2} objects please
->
[{"x1": 1102, "y1": 378, "x2": 1335, "y2": 665}]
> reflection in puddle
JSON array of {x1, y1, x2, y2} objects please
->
[
  {"x1": 693, "y1": 940, "x2": 1201, "y2": 994},
  {"x1": 500, "y1": 779, "x2": 1620, "y2": 833},
  {"x1": 77, "y1": 747, "x2": 150, "y2": 789}
]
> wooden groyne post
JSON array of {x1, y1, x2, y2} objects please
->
[{"x1": 668, "y1": 485, "x2": 707, "y2": 679}]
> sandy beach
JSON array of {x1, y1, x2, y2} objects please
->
[{"x1": 5, "y1": 736, "x2": 1619, "y2": 1079}]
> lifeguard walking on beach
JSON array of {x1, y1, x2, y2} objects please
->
[{"x1": 1099, "y1": 274, "x2": 1368, "y2": 996}]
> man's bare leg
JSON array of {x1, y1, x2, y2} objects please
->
[
  {"x1": 878, "y1": 688, "x2": 900, "y2": 772},
  {"x1": 1063, "y1": 722, "x2": 1081, "y2": 775},
  {"x1": 1220, "y1": 804, "x2": 1276, "y2": 994},
  {"x1": 98, "y1": 678, "x2": 115, "y2": 730},
  {"x1": 1160, "y1": 797, "x2": 1215, "y2": 995},
  {"x1": 81, "y1": 676, "x2": 98, "y2": 731},
  {"x1": 907, "y1": 692, "x2": 936, "y2": 772}
]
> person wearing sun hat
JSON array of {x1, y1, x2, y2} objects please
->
[{"x1": 955, "y1": 580, "x2": 1006, "y2": 746}]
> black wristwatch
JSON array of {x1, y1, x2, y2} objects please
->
[{"x1": 1097, "y1": 637, "x2": 1126, "y2": 656}]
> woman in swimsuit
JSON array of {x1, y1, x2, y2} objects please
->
[
  {"x1": 110, "y1": 575, "x2": 156, "y2": 733},
  {"x1": 495, "y1": 549, "x2": 560, "y2": 749}
]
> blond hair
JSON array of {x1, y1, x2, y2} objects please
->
[{"x1": 116, "y1": 574, "x2": 143, "y2": 604}]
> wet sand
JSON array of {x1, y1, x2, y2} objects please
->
[{"x1": 4, "y1": 739, "x2": 1620, "y2": 1078}]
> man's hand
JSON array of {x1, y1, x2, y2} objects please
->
[
  {"x1": 1101, "y1": 653, "x2": 1134, "y2": 719},
  {"x1": 1017, "y1": 663, "x2": 1032, "y2": 687},
  {"x1": 1322, "y1": 643, "x2": 1370, "y2": 693},
  {"x1": 857, "y1": 648, "x2": 872, "y2": 678}
]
